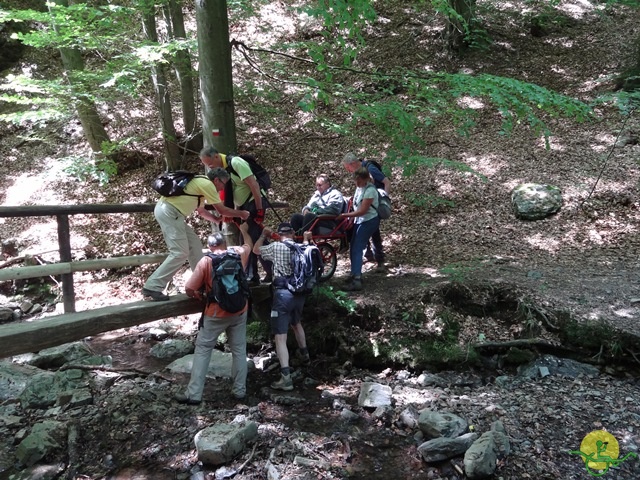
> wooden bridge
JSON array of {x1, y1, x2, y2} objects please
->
[{"x1": 0, "y1": 202, "x2": 273, "y2": 359}]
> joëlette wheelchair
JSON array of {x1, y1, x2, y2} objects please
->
[{"x1": 293, "y1": 199, "x2": 354, "y2": 281}]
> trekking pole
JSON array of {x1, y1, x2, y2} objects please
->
[{"x1": 262, "y1": 191, "x2": 285, "y2": 224}]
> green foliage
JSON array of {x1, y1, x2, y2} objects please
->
[
  {"x1": 400, "y1": 308, "x2": 425, "y2": 326},
  {"x1": 246, "y1": 320, "x2": 270, "y2": 344},
  {"x1": 316, "y1": 285, "x2": 357, "y2": 314},
  {"x1": 300, "y1": 62, "x2": 593, "y2": 178},
  {"x1": 61, "y1": 154, "x2": 118, "y2": 186},
  {"x1": 439, "y1": 260, "x2": 481, "y2": 283},
  {"x1": 299, "y1": 0, "x2": 376, "y2": 71},
  {"x1": 560, "y1": 317, "x2": 640, "y2": 365},
  {"x1": 0, "y1": 1, "x2": 194, "y2": 125},
  {"x1": 430, "y1": 0, "x2": 491, "y2": 50},
  {"x1": 406, "y1": 192, "x2": 456, "y2": 210},
  {"x1": 503, "y1": 347, "x2": 536, "y2": 365},
  {"x1": 356, "y1": 308, "x2": 475, "y2": 368}
]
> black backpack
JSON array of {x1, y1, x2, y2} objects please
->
[
  {"x1": 226, "y1": 154, "x2": 272, "y2": 191},
  {"x1": 285, "y1": 241, "x2": 324, "y2": 295},
  {"x1": 205, "y1": 250, "x2": 251, "y2": 314},
  {"x1": 151, "y1": 171, "x2": 206, "y2": 198}
]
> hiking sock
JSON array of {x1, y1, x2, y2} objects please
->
[
  {"x1": 280, "y1": 366, "x2": 291, "y2": 376},
  {"x1": 299, "y1": 347, "x2": 309, "y2": 356}
]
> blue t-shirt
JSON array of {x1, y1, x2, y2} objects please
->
[{"x1": 363, "y1": 160, "x2": 386, "y2": 189}]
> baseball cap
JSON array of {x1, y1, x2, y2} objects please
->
[{"x1": 277, "y1": 222, "x2": 294, "y2": 234}]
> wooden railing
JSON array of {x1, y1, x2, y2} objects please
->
[
  {"x1": 0, "y1": 202, "x2": 279, "y2": 358},
  {"x1": 0, "y1": 203, "x2": 157, "y2": 313}
]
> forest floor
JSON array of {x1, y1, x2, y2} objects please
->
[{"x1": 2, "y1": 0, "x2": 640, "y2": 479}]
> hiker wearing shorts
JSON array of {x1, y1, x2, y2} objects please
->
[{"x1": 253, "y1": 223, "x2": 312, "y2": 391}]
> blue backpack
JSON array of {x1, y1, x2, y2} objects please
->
[
  {"x1": 205, "y1": 250, "x2": 251, "y2": 313},
  {"x1": 284, "y1": 241, "x2": 324, "y2": 295}
]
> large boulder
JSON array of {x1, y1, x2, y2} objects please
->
[
  {"x1": 464, "y1": 421, "x2": 511, "y2": 479},
  {"x1": 357, "y1": 382, "x2": 393, "y2": 408},
  {"x1": 194, "y1": 419, "x2": 258, "y2": 466},
  {"x1": 511, "y1": 183, "x2": 562, "y2": 220},
  {"x1": 15, "y1": 420, "x2": 67, "y2": 467},
  {"x1": 418, "y1": 432, "x2": 478, "y2": 463},
  {"x1": 418, "y1": 410, "x2": 468, "y2": 439}
]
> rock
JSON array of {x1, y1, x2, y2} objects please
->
[
  {"x1": 194, "y1": 420, "x2": 258, "y2": 466},
  {"x1": 417, "y1": 373, "x2": 446, "y2": 387},
  {"x1": 418, "y1": 432, "x2": 478, "y2": 463},
  {"x1": 464, "y1": 421, "x2": 510, "y2": 479},
  {"x1": 398, "y1": 406, "x2": 420, "y2": 429},
  {"x1": 357, "y1": 382, "x2": 392, "y2": 408},
  {"x1": 511, "y1": 183, "x2": 562, "y2": 220},
  {"x1": 518, "y1": 354, "x2": 599, "y2": 379},
  {"x1": 5, "y1": 463, "x2": 65, "y2": 479},
  {"x1": 167, "y1": 351, "x2": 255, "y2": 379},
  {"x1": 29, "y1": 303, "x2": 43, "y2": 314},
  {"x1": 15, "y1": 420, "x2": 67, "y2": 466},
  {"x1": 150, "y1": 339, "x2": 194, "y2": 359},
  {"x1": 0, "y1": 306, "x2": 14, "y2": 323},
  {"x1": 20, "y1": 300, "x2": 34, "y2": 314},
  {"x1": 0, "y1": 362, "x2": 45, "y2": 402},
  {"x1": 418, "y1": 410, "x2": 468, "y2": 439},
  {"x1": 146, "y1": 327, "x2": 170, "y2": 340},
  {"x1": 17, "y1": 342, "x2": 95, "y2": 369},
  {"x1": 340, "y1": 408, "x2": 360, "y2": 422},
  {"x1": 19, "y1": 369, "x2": 88, "y2": 410}
]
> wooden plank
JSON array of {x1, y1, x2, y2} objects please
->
[
  {"x1": 0, "y1": 254, "x2": 169, "y2": 282},
  {"x1": 0, "y1": 295, "x2": 204, "y2": 358},
  {"x1": 0, "y1": 203, "x2": 156, "y2": 218}
]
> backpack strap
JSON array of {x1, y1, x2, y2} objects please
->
[
  {"x1": 365, "y1": 183, "x2": 380, "y2": 213},
  {"x1": 225, "y1": 155, "x2": 268, "y2": 199}
]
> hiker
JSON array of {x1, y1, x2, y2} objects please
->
[
  {"x1": 253, "y1": 223, "x2": 312, "y2": 391},
  {"x1": 142, "y1": 168, "x2": 249, "y2": 302},
  {"x1": 174, "y1": 221, "x2": 253, "y2": 404},
  {"x1": 290, "y1": 174, "x2": 345, "y2": 235},
  {"x1": 200, "y1": 147, "x2": 273, "y2": 285},
  {"x1": 336, "y1": 167, "x2": 380, "y2": 291},
  {"x1": 342, "y1": 152, "x2": 390, "y2": 271}
]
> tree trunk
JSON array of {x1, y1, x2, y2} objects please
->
[
  {"x1": 49, "y1": 0, "x2": 110, "y2": 154},
  {"x1": 141, "y1": 8, "x2": 182, "y2": 170},
  {"x1": 446, "y1": 0, "x2": 476, "y2": 52},
  {"x1": 164, "y1": 0, "x2": 199, "y2": 154},
  {"x1": 195, "y1": 0, "x2": 237, "y2": 153}
]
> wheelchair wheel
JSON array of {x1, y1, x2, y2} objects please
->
[{"x1": 316, "y1": 242, "x2": 337, "y2": 281}]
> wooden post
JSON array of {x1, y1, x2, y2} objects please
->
[{"x1": 57, "y1": 214, "x2": 75, "y2": 313}]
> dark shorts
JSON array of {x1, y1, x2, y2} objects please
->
[{"x1": 270, "y1": 288, "x2": 306, "y2": 335}]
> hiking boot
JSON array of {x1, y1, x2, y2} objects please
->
[
  {"x1": 375, "y1": 262, "x2": 386, "y2": 273},
  {"x1": 173, "y1": 392, "x2": 201, "y2": 405},
  {"x1": 271, "y1": 374, "x2": 294, "y2": 391},
  {"x1": 295, "y1": 350, "x2": 311, "y2": 366},
  {"x1": 344, "y1": 278, "x2": 363, "y2": 291},
  {"x1": 232, "y1": 391, "x2": 246, "y2": 400},
  {"x1": 142, "y1": 288, "x2": 170, "y2": 301}
]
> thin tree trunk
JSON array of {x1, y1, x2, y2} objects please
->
[
  {"x1": 446, "y1": 0, "x2": 476, "y2": 52},
  {"x1": 50, "y1": 0, "x2": 110, "y2": 154},
  {"x1": 195, "y1": 0, "x2": 237, "y2": 153},
  {"x1": 141, "y1": 8, "x2": 181, "y2": 170},
  {"x1": 164, "y1": 0, "x2": 198, "y2": 148}
]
